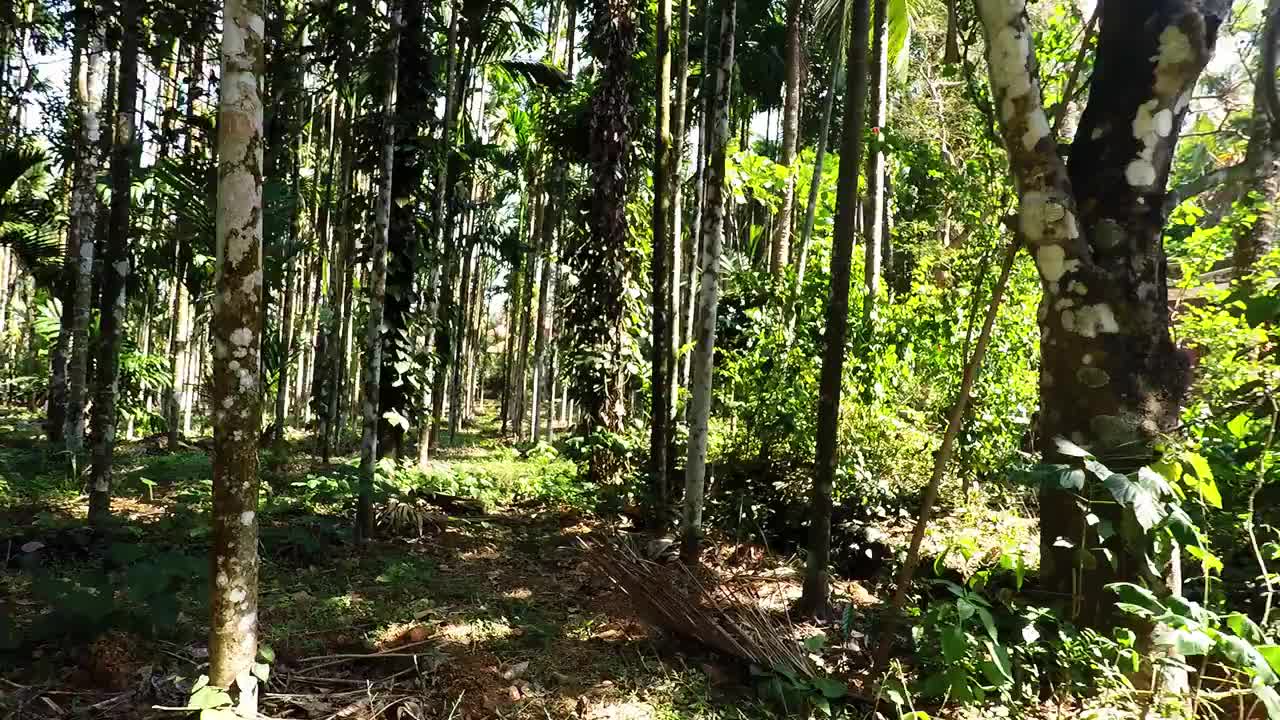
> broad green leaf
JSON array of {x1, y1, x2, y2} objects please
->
[
  {"x1": 1216, "y1": 633, "x2": 1279, "y2": 684},
  {"x1": 803, "y1": 633, "x2": 827, "y2": 652},
  {"x1": 1054, "y1": 437, "x2": 1091, "y2": 457},
  {"x1": 1228, "y1": 613, "x2": 1267, "y2": 644},
  {"x1": 1259, "y1": 646, "x2": 1280, "y2": 676},
  {"x1": 1252, "y1": 683, "x2": 1280, "y2": 720},
  {"x1": 189, "y1": 685, "x2": 233, "y2": 710},
  {"x1": 941, "y1": 625, "x2": 966, "y2": 663},
  {"x1": 1155, "y1": 627, "x2": 1213, "y2": 656},
  {"x1": 1228, "y1": 412, "x2": 1253, "y2": 439},
  {"x1": 1186, "y1": 543, "x2": 1224, "y2": 574},
  {"x1": 984, "y1": 640, "x2": 1014, "y2": 684},
  {"x1": 812, "y1": 676, "x2": 847, "y2": 699},
  {"x1": 1109, "y1": 583, "x2": 1167, "y2": 616}
]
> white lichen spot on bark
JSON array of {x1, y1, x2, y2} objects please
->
[
  {"x1": 230, "y1": 327, "x2": 254, "y2": 347},
  {"x1": 1021, "y1": 110, "x2": 1049, "y2": 150},
  {"x1": 977, "y1": 0, "x2": 1022, "y2": 33},
  {"x1": 1126, "y1": 159, "x2": 1157, "y2": 187},
  {"x1": 240, "y1": 510, "x2": 254, "y2": 526},
  {"x1": 113, "y1": 260, "x2": 129, "y2": 276},
  {"x1": 229, "y1": 587, "x2": 246, "y2": 603},
  {"x1": 238, "y1": 611, "x2": 257, "y2": 632},
  {"x1": 989, "y1": 26, "x2": 1032, "y2": 98},
  {"x1": 241, "y1": 269, "x2": 262, "y2": 295},
  {"x1": 1061, "y1": 309, "x2": 1076, "y2": 332},
  {"x1": 1082, "y1": 353, "x2": 1093, "y2": 365},
  {"x1": 216, "y1": 571, "x2": 229, "y2": 588},
  {"x1": 1036, "y1": 245, "x2": 1067, "y2": 284},
  {"x1": 1152, "y1": 25, "x2": 1195, "y2": 97},
  {"x1": 1073, "y1": 303, "x2": 1120, "y2": 337}
]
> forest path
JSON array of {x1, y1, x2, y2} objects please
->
[{"x1": 0, "y1": 407, "x2": 779, "y2": 720}]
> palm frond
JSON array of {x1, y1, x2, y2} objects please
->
[{"x1": 492, "y1": 58, "x2": 571, "y2": 91}]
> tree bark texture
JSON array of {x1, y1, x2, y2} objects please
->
[
  {"x1": 799, "y1": 0, "x2": 872, "y2": 616},
  {"x1": 209, "y1": 0, "x2": 265, "y2": 708},
  {"x1": 64, "y1": 27, "x2": 103, "y2": 453},
  {"x1": 650, "y1": 0, "x2": 673, "y2": 518},
  {"x1": 864, "y1": 0, "x2": 888, "y2": 315},
  {"x1": 359, "y1": 1, "x2": 401, "y2": 541},
  {"x1": 771, "y1": 0, "x2": 803, "y2": 278},
  {"x1": 681, "y1": 0, "x2": 734, "y2": 562},
  {"x1": 87, "y1": 0, "x2": 140, "y2": 524},
  {"x1": 976, "y1": 0, "x2": 1228, "y2": 625}
]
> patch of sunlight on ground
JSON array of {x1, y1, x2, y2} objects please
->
[
  {"x1": 439, "y1": 617, "x2": 515, "y2": 644},
  {"x1": 504, "y1": 587, "x2": 532, "y2": 600},
  {"x1": 583, "y1": 699, "x2": 657, "y2": 720}
]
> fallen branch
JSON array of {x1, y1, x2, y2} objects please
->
[{"x1": 872, "y1": 236, "x2": 1021, "y2": 672}]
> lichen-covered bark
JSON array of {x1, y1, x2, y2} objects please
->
[
  {"x1": 358, "y1": 0, "x2": 401, "y2": 541},
  {"x1": 87, "y1": 0, "x2": 140, "y2": 524},
  {"x1": 209, "y1": 0, "x2": 265, "y2": 707},
  {"x1": 771, "y1": 0, "x2": 803, "y2": 278},
  {"x1": 976, "y1": 0, "x2": 1229, "y2": 624},
  {"x1": 799, "y1": 0, "x2": 871, "y2": 616},
  {"x1": 681, "y1": 0, "x2": 734, "y2": 561},
  {"x1": 63, "y1": 28, "x2": 103, "y2": 453}
]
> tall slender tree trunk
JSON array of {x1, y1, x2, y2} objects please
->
[
  {"x1": 208, "y1": 0, "x2": 265, "y2": 706},
  {"x1": 798, "y1": 0, "x2": 871, "y2": 616},
  {"x1": 650, "y1": 0, "x2": 674, "y2": 520},
  {"x1": 64, "y1": 25, "x2": 104, "y2": 453},
  {"x1": 681, "y1": 0, "x2": 735, "y2": 562},
  {"x1": 1233, "y1": 0, "x2": 1280, "y2": 278},
  {"x1": 513, "y1": 180, "x2": 542, "y2": 436},
  {"x1": 429, "y1": 27, "x2": 468, "y2": 453},
  {"x1": 864, "y1": 0, "x2": 888, "y2": 316},
  {"x1": 793, "y1": 33, "x2": 842, "y2": 310},
  {"x1": 771, "y1": 0, "x2": 802, "y2": 278},
  {"x1": 358, "y1": 0, "x2": 401, "y2": 540},
  {"x1": 684, "y1": 0, "x2": 714, "y2": 390},
  {"x1": 668, "y1": 0, "x2": 690, "y2": 424},
  {"x1": 87, "y1": 0, "x2": 140, "y2": 525},
  {"x1": 532, "y1": 186, "x2": 558, "y2": 442}
]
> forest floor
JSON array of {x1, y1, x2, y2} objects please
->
[{"x1": 0, "y1": 406, "x2": 1049, "y2": 720}]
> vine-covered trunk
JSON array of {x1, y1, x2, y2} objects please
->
[
  {"x1": 64, "y1": 25, "x2": 103, "y2": 453},
  {"x1": 209, "y1": 0, "x2": 265, "y2": 707},
  {"x1": 565, "y1": 0, "x2": 637, "y2": 483},
  {"x1": 799, "y1": 0, "x2": 871, "y2": 615},
  {"x1": 87, "y1": 0, "x2": 140, "y2": 524},
  {"x1": 378, "y1": 0, "x2": 432, "y2": 458},
  {"x1": 976, "y1": 0, "x2": 1227, "y2": 625},
  {"x1": 681, "y1": 0, "x2": 734, "y2": 561},
  {"x1": 771, "y1": 0, "x2": 802, "y2": 278},
  {"x1": 358, "y1": 1, "x2": 401, "y2": 541}
]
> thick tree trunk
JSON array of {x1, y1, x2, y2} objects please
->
[
  {"x1": 64, "y1": 27, "x2": 104, "y2": 453},
  {"x1": 358, "y1": 1, "x2": 401, "y2": 541},
  {"x1": 208, "y1": 0, "x2": 265, "y2": 706},
  {"x1": 798, "y1": 0, "x2": 872, "y2": 616},
  {"x1": 976, "y1": 0, "x2": 1226, "y2": 625},
  {"x1": 864, "y1": 0, "x2": 888, "y2": 316},
  {"x1": 681, "y1": 0, "x2": 734, "y2": 562},
  {"x1": 87, "y1": 1, "x2": 140, "y2": 525},
  {"x1": 771, "y1": 0, "x2": 802, "y2": 278}
]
